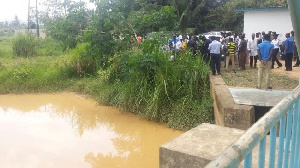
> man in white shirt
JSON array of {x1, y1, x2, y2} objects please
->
[
  {"x1": 271, "y1": 34, "x2": 283, "y2": 69},
  {"x1": 208, "y1": 36, "x2": 222, "y2": 75},
  {"x1": 247, "y1": 33, "x2": 258, "y2": 68}
]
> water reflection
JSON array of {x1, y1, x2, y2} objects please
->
[{"x1": 0, "y1": 93, "x2": 183, "y2": 168}]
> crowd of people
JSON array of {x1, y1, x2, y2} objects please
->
[{"x1": 166, "y1": 30, "x2": 298, "y2": 89}]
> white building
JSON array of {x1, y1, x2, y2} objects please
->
[{"x1": 235, "y1": 7, "x2": 293, "y2": 41}]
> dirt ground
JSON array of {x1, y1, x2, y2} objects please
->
[
  {"x1": 221, "y1": 59, "x2": 300, "y2": 90},
  {"x1": 271, "y1": 61, "x2": 300, "y2": 80}
]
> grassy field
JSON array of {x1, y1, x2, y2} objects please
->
[{"x1": 220, "y1": 61, "x2": 299, "y2": 90}]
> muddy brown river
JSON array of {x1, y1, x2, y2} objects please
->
[{"x1": 0, "y1": 92, "x2": 184, "y2": 168}]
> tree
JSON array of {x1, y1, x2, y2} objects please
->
[
  {"x1": 11, "y1": 16, "x2": 21, "y2": 29},
  {"x1": 42, "y1": 1, "x2": 91, "y2": 49}
]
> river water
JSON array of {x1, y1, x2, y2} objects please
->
[{"x1": 0, "y1": 93, "x2": 183, "y2": 168}]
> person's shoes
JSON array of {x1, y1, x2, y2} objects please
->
[
  {"x1": 286, "y1": 69, "x2": 292, "y2": 71},
  {"x1": 218, "y1": 73, "x2": 221, "y2": 75},
  {"x1": 212, "y1": 73, "x2": 216, "y2": 75},
  {"x1": 267, "y1": 86, "x2": 272, "y2": 90}
]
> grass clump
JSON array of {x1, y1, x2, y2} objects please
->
[
  {"x1": 87, "y1": 39, "x2": 214, "y2": 129},
  {"x1": 12, "y1": 33, "x2": 38, "y2": 57}
]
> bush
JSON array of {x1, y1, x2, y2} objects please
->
[
  {"x1": 12, "y1": 33, "x2": 38, "y2": 57},
  {"x1": 95, "y1": 37, "x2": 214, "y2": 129},
  {"x1": 60, "y1": 43, "x2": 98, "y2": 77},
  {"x1": 36, "y1": 38, "x2": 64, "y2": 56}
]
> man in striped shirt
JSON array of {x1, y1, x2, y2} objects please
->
[{"x1": 226, "y1": 38, "x2": 236, "y2": 72}]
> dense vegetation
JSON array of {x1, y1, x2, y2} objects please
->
[
  {"x1": 0, "y1": 0, "x2": 289, "y2": 129},
  {"x1": 0, "y1": 33, "x2": 213, "y2": 129}
]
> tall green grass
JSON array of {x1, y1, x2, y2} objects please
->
[
  {"x1": 0, "y1": 35, "x2": 67, "y2": 93},
  {"x1": 12, "y1": 33, "x2": 38, "y2": 57},
  {"x1": 0, "y1": 36, "x2": 13, "y2": 57},
  {"x1": 0, "y1": 56, "x2": 72, "y2": 93},
  {"x1": 90, "y1": 39, "x2": 214, "y2": 129}
]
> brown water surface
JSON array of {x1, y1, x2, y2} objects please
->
[{"x1": 0, "y1": 92, "x2": 183, "y2": 168}]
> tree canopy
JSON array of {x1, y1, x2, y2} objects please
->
[{"x1": 40, "y1": 0, "x2": 288, "y2": 40}]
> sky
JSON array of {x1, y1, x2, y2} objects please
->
[{"x1": 0, "y1": 0, "x2": 94, "y2": 22}]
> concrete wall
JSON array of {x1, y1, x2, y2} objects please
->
[
  {"x1": 244, "y1": 10, "x2": 292, "y2": 41},
  {"x1": 159, "y1": 76, "x2": 257, "y2": 168},
  {"x1": 160, "y1": 123, "x2": 245, "y2": 168},
  {"x1": 210, "y1": 75, "x2": 255, "y2": 130}
]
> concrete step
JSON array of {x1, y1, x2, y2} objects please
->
[
  {"x1": 159, "y1": 123, "x2": 245, "y2": 168},
  {"x1": 160, "y1": 123, "x2": 280, "y2": 168}
]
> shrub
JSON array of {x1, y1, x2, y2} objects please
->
[
  {"x1": 61, "y1": 43, "x2": 97, "y2": 77},
  {"x1": 36, "y1": 38, "x2": 64, "y2": 56},
  {"x1": 12, "y1": 33, "x2": 38, "y2": 57},
  {"x1": 96, "y1": 37, "x2": 214, "y2": 129}
]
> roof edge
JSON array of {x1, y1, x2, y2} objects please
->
[{"x1": 235, "y1": 6, "x2": 288, "y2": 12}]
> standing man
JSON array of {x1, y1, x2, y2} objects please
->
[
  {"x1": 203, "y1": 36, "x2": 212, "y2": 63},
  {"x1": 208, "y1": 36, "x2": 222, "y2": 75},
  {"x1": 238, "y1": 33, "x2": 247, "y2": 70},
  {"x1": 284, "y1": 33, "x2": 294, "y2": 71},
  {"x1": 169, "y1": 34, "x2": 179, "y2": 55},
  {"x1": 271, "y1": 34, "x2": 283, "y2": 69},
  {"x1": 257, "y1": 34, "x2": 274, "y2": 89},
  {"x1": 226, "y1": 38, "x2": 236, "y2": 73},
  {"x1": 247, "y1": 33, "x2": 258, "y2": 68},
  {"x1": 188, "y1": 36, "x2": 197, "y2": 56},
  {"x1": 291, "y1": 31, "x2": 299, "y2": 67}
]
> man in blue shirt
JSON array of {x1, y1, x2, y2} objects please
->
[
  {"x1": 257, "y1": 34, "x2": 274, "y2": 89},
  {"x1": 284, "y1": 33, "x2": 294, "y2": 71},
  {"x1": 208, "y1": 36, "x2": 222, "y2": 75}
]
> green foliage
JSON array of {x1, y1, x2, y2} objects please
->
[
  {"x1": 46, "y1": 2, "x2": 91, "y2": 49},
  {"x1": 61, "y1": 43, "x2": 97, "y2": 77},
  {"x1": 12, "y1": 67, "x2": 30, "y2": 79},
  {"x1": 128, "y1": 6, "x2": 178, "y2": 34},
  {"x1": 36, "y1": 38, "x2": 64, "y2": 56},
  {"x1": 12, "y1": 33, "x2": 38, "y2": 57},
  {"x1": 0, "y1": 35, "x2": 214, "y2": 129},
  {"x1": 0, "y1": 56, "x2": 72, "y2": 93},
  {"x1": 0, "y1": 37, "x2": 13, "y2": 57},
  {"x1": 94, "y1": 38, "x2": 214, "y2": 129},
  {"x1": 0, "y1": 27, "x2": 15, "y2": 36}
]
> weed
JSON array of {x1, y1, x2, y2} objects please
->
[{"x1": 12, "y1": 33, "x2": 38, "y2": 57}]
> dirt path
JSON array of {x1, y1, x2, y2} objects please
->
[{"x1": 272, "y1": 61, "x2": 300, "y2": 80}]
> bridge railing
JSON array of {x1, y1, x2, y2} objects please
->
[{"x1": 205, "y1": 85, "x2": 300, "y2": 168}]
